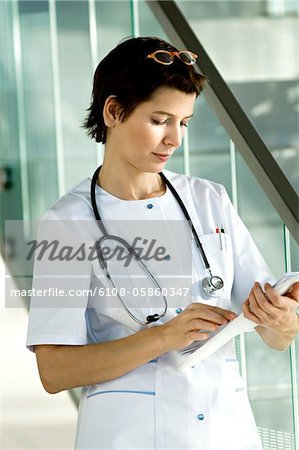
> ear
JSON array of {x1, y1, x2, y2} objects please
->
[{"x1": 103, "y1": 95, "x2": 123, "y2": 128}]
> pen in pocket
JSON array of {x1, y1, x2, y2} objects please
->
[
  {"x1": 220, "y1": 224, "x2": 227, "y2": 251},
  {"x1": 216, "y1": 225, "x2": 223, "y2": 250}
]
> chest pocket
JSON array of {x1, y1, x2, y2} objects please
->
[{"x1": 191, "y1": 232, "x2": 234, "y2": 308}]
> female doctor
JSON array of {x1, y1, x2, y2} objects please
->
[{"x1": 27, "y1": 36, "x2": 299, "y2": 449}]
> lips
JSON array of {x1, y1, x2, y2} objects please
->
[{"x1": 153, "y1": 153, "x2": 172, "y2": 162}]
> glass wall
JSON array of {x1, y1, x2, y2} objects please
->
[
  {"x1": 1, "y1": 1, "x2": 298, "y2": 449},
  {"x1": 176, "y1": 0, "x2": 299, "y2": 195}
]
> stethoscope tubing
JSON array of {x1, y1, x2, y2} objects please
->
[
  {"x1": 95, "y1": 234, "x2": 167, "y2": 325},
  {"x1": 90, "y1": 166, "x2": 224, "y2": 325},
  {"x1": 159, "y1": 172, "x2": 212, "y2": 276}
]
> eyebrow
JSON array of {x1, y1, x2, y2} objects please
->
[{"x1": 152, "y1": 110, "x2": 194, "y2": 119}]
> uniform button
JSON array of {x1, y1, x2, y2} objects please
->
[
  {"x1": 197, "y1": 413, "x2": 205, "y2": 421},
  {"x1": 147, "y1": 203, "x2": 153, "y2": 209},
  {"x1": 176, "y1": 308, "x2": 182, "y2": 314}
]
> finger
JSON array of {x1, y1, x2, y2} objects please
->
[
  {"x1": 254, "y1": 282, "x2": 284, "y2": 314},
  {"x1": 188, "y1": 330, "x2": 210, "y2": 341},
  {"x1": 284, "y1": 281, "x2": 299, "y2": 302},
  {"x1": 242, "y1": 299, "x2": 262, "y2": 324},
  {"x1": 188, "y1": 318, "x2": 221, "y2": 332},
  {"x1": 211, "y1": 307, "x2": 237, "y2": 321},
  {"x1": 248, "y1": 285, "x2": 287, "y2": 326},
  {"x1": 248, "y1": 285, "x2": 272, "y2": 321},
  {"x1": 188, "y1": 303, "x2": 237, "y2": 321},
  {"x1": 265, "y1": 283, "x2": 299, "y2": 315},
  {"x1": 189, "y1": 307, "x2": 234, "y2": 326},
  {"x1": 264, "y1": 283, "x2": 288, "y2": 309},
  {"x1": 263, "y1": 283, "x2": 298, "y2": 316}
]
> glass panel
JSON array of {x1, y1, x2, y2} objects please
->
[
  {"x1": 176, "y1": 0, "x2": 299, "y2": 195},
  {"x1": 284, "y1": 229, "x2": 299, "y2": 448},
  {"x1": 176, "y1": 0, "x2": 298, "y2": 19},
  {"x1": 95, "y1": 0, "x2": 132, "y2": 60},
  {"x1": 138, "y1": 0, "x2": 168, "y2": 40},
  {"x1": 290, "y1": 230, "x2": 299, "y2": 271},
  {"x1": 0, "y1": 1, "x2": 23, "y2": 232},
  {"x1": 188, "y1": 94, "x2": 232, "y2": 195},
  {"x1": 18, "y1": 0, "x2": 59, "y2": 220},
  {"x1": 235, "y1": 151, "x2": 296, "y2": 443},
  {"x1": 235, "y1": 151, "x2": 285, "y2": 277},
  {"x1": 55, "y1": 0, "x2": 96, "y2": 189}
]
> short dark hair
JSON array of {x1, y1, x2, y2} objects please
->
[{"x1": 83, "y1": 36, "x2": 206, "y2": 144}]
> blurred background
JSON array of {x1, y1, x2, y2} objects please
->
[{"x1": 0, "y1": 0, "x2": 298, "y2": 449}]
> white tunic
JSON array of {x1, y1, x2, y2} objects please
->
[{"x1": 26, "y1": 170, "x2": 274, "y2": 449}]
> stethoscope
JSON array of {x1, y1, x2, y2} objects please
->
[{"x1": 91, "y1": 166, "x2": 224, "y2": 326}]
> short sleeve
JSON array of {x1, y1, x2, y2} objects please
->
[
  {"x1": 221, "y1": 187, "x2": 276, "y2": 313},
  {"x1": 26, "y1": 210, "x2": 92, "y2": 351}
]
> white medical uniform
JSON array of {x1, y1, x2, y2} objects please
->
[{"x1": 27, "y1": 170, "x2": 274, "y2": 450}]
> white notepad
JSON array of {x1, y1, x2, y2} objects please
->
[{"x1": 172, "y1": 272, "x2": 299, "y2": 371}]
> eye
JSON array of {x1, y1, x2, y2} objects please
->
[
  {"x1": 181, "y1": 122, "x2": 188, "y2": 128},
  {"x1": 152, "y1": 119, "x2": 168, "y2": 125}
]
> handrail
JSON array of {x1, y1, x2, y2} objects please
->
[{"x1": 147, "y1": 0, "x2": 299, "y2": 244}]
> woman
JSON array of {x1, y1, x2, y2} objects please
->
[{"x1": 27, "y1": 37, "x2": 299, "y2": 449}]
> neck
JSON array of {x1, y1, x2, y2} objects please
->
[{"x1": 97, "y1": 159, "x2": 165, "y2": 201}]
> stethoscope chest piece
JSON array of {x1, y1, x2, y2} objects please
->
[{"x1": 202, "y1": 274, "x2": 224, "y2": 298}]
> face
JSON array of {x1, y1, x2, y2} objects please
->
[{"x1": 105, "y1": 87, "x2": 196, "y2": 173}]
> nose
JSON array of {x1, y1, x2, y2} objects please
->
[{"x1": 163, "y1": 123, "x2": 183, "y2": 149}]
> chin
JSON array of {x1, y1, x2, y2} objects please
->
[
  {"x1": 145, "y1": 163, "x2": 167, "y2": 174},
  {"x1": 134, "y1": 158, "x2": 168, "y2": 174}
]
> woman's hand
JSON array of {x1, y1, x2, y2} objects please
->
[
  {"x1": 160, "y1": 303, "x2": 237, "y2": 352},
  {"x1": 242, "y1": 282, "x2": 299, "y2": 350}
]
